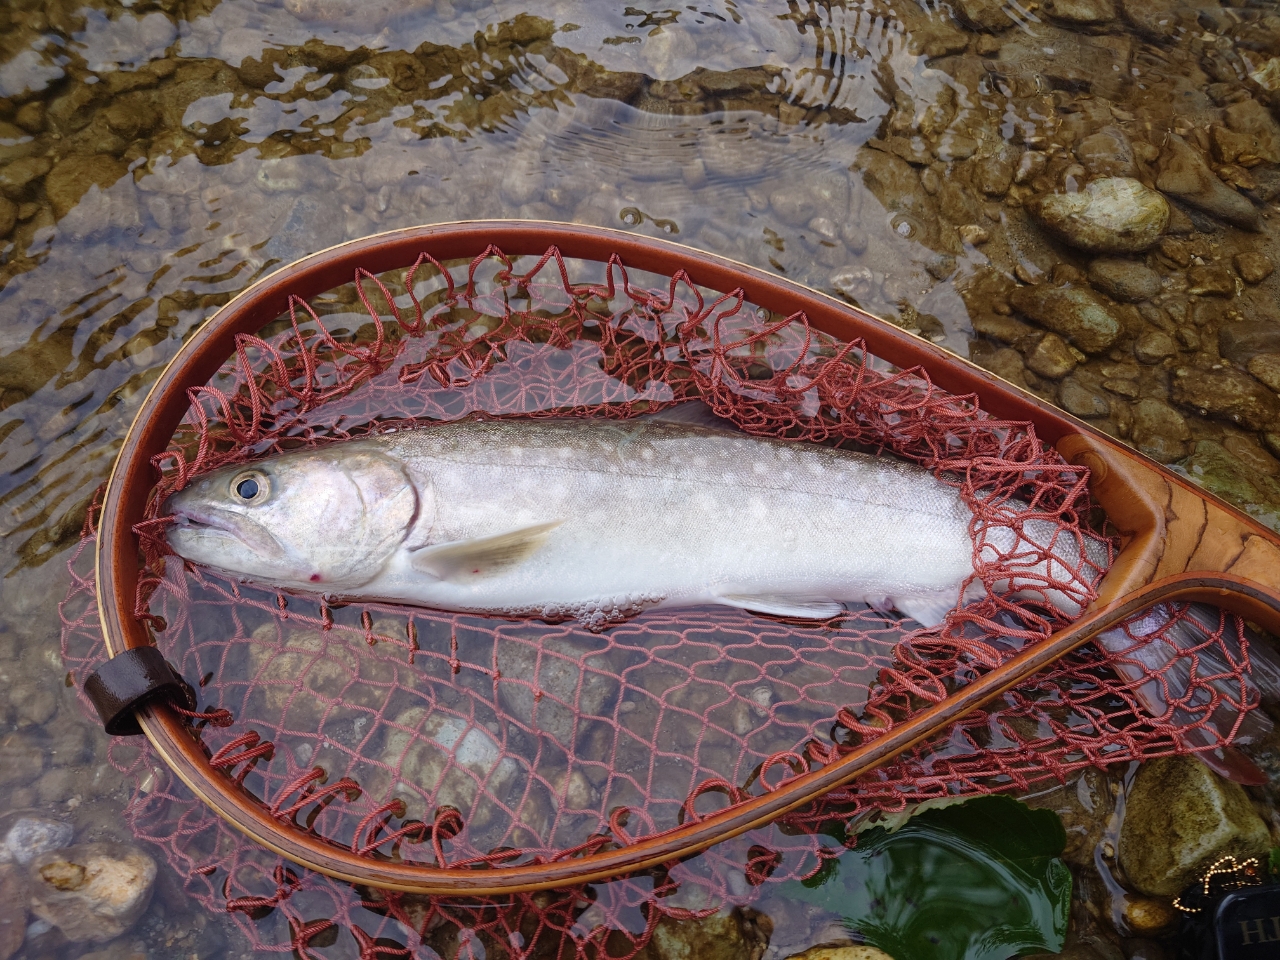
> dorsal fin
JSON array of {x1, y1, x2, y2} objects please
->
[{"x1": 641, "y1": 401, "x2": 738, "y2": 432}]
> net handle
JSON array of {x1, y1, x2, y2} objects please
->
[{"x1": 94, "y1": 220, "x2": 1280, "y2": 894}]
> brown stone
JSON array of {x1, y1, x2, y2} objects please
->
[
  {"x1": 1026, "y1": 333, "x2": 1078, "y2": 378},
  {"x1": 44, "y1": 154, "x2": 129, "y2": 219},
  {"x1": 1223, "y1": 98, "x2": 1280, "y2": 163},
  {"x1": 0, "y1": 155, "x2": 52, "y2": 196},
  {"x1": 29, "y1": 843, "x2": 156, "y2": 943},
  {"x1": 972, "y1": 346, "x2": 1029, "y2": 388},
  {"x1": 1134, "y1": 329, "x2": 1177, "y2": 364},
  {"x1": 1059, "y1": 377, "x2": 1111, "y2": 418},
  {"x1": 1009, "y1": 283, "x2": 1123, "y2": 354},
  {"x1": 0, "y1": 864, "x2": 25, "y2": 960},
  {"x1": 1219, "y1": 322, "x2": 1280, "y2": 362},
  {"x1": 1158, "y1": 237, "x2": 1191, "y2": 267},
  {"x1": 1247, "y1": 354, "x2": 1280, "y2": 393},
  {"x1": 954, "y1": 0, "x2": 1016, "y2": 30},
  {"x1": 1187, "y1": 264, "x2": 1236, "y2": 297},
  {"x1": 1088, "y1": 258, "x2": 1161, "y2": 302},
  {"x1": 1118, "y1": 755, "x2": 1271, "y2": 896},
  {"x1": 13, "y1": 102, "x2": 43, "y2": 135},
  {"x1": 1123, "y1": 897, "x2": 1178, "y2": 937},
  {"x1": 1234, "y1": 251, "x2": 1274, "y2": 284},
  {"x1": 0, "y1": 198, "x2": 14, "y2": 239},
  {"x1": 1074, "y1": 127, "x2": 1136, "y2": 177},
  {"x1": 1047, "y1": 0, "x2": 1116, "y2": 23},
  {"x1": 971, "y1": 312, "x2": 1035, "y2": 343},
  {"x1": 1131, "y1": 398, "x2": 1190, "y2": 462},
  {"x1": 1170, "y1": 366, "x2": 1280, "y2": 430},
  {"x1": 1156, "y1": 135, "x2": 1262, "y2": 231},
  {"x1": 784, "y1": 948, "x2": 896, "y2": 960}
]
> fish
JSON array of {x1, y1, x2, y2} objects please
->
[
  {"x1": 163, "y1": 409, "x2": 1272, "y2": 780},
  {"x1": 164, "y1": 409, "x2": 1091, "y2": 630},
  {"x1": 1091, "y1": 602, "x2": 1273, "y2": 784}
]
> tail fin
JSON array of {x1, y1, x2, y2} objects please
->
[{"x1": 1093, "y1": 602, "x2": 1273, "y2": 784}]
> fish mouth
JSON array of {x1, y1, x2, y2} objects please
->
[
  {"x1": 167, "y1": 506, "x2": 238, "y2": 537},
  {"x1": 164, "y1": 499, "x2": 285, "y2": 561}
]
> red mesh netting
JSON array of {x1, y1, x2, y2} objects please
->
[{"x1": 60, "y1": 245, "x2": 1271, "y2": 959}]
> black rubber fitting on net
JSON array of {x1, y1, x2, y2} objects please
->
[{"x1": 83, "y1": 646, "x2": 197, "y2": 736}]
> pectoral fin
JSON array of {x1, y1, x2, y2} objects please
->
[
  {"x1": 718, "y1": 594, "x2": 844, "y2": 619},
  {"x1": 410, "y1": 521, "x2": 562, "y2": 582}
]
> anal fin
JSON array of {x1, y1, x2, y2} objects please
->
[
  {"x1": 718, "y1": 594, "x2": 844, "y2": 620},
  {"x1": 411, "y1": 520, "x2": 562, "y2": 582},
  {"x1": 894, "y1": 593, "x2": 959, "y2": 629}
]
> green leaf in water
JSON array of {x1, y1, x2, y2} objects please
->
[{"x1": 780, "y1": 795, "x2": 1071, "y2": 960}]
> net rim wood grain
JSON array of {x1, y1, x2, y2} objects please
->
[{"x1": 92, "y1": 220, "x2": 1280, "y2": 895}]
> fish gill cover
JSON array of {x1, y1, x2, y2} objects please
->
[{"x1": 60, "y1": 244, "x2": 1265, "y2": 959}]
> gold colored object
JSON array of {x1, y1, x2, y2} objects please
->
[{"x1": 1172, "y1": 855, "x2": 1264, "y2": 914}]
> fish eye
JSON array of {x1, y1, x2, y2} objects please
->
[{"x1": 231, "y1": 470, "x2": 269, "y2": 504}]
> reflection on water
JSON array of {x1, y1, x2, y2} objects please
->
[{"x1": 5, "y1": 0, "x2": 1280, "y2": 957}]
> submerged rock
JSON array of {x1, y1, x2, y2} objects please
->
[
  {"x1": 954, "y1": 0, "x2": 1015, "y2": 30},
  {"x1": 44, "y1": 155, "x2": 130, "y2": 221},
  {"x1": 1009, "y1": 283, "x2": 1123, "y2": 354},
  {"x1": 1223, "y1": 98, "x2": 1280, "y2": 165},
  {"x1": 0, "y1": 864, "x2": 24, "y2": 960},
  {"x1": 1182, "y1": 439, "x2": 1280, "y2": 525},
  {"x1": 0, "y1": 818, "x2": 72, "y2": 865},
  {"x1": 1026, "y1": 334, "x2": 1079, "y2": 379},
  {"x1": 1133, "y1": 329, "x2": 1177, "y2": 365},
  {"x1": 1171, "y1": 366, "x2": 1280, "y2": 430},
  {"x1": 785, "y1": 947, "x2": 896, "y2": 960},
  {"x1": 1235, "y1": 252, "x2": 1274, "y2": 285},
  {"x1": 1248, "y1": 354, "x2": 1280, "y2": 393},
  {"x1": 1033, "y1": 178, "x2": 1169, "y2": 254},
  {"x1": 28, "y1": 843, "x2": 156, "y2": 943},
  {"x1": 1186, "y1": 264, "x2": 1236, "y2": 297},
  {"x1": 1046, "y1": 0, "x2": 1116, "y2": 23},
  {"x1": 1156, "y1": 136, "x2": 1261, "y2": 231},
  {"x1": 1074, "y1": 128, "x2": 1137, "y2": 178},
  {"x1": 1119, "y1": 757, "x2": 1271, "y2": 897},
  {"x1": 1219, "y1": 321, "x2": 1280, "y2": 363},
  {"x1": 1131, "y1": 398, "x2": 1190, "y2": 463},
  {"x1": 1059, "y1": 377, "x2": 1111, "y2": 418},
  {"x1": 1088, "y1": 258, "x2": 1161, "y2": 302}
]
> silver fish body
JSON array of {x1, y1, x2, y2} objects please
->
[{"x1": 165, "y1": 417, "x2": 1006, "y2": 628}]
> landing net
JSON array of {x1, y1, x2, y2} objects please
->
[{"x1": 61, "y1": 244, "x2": 1268, "y2": 959}]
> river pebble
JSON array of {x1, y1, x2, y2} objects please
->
[
  {"x1": 953, "y1": 0, "x2": 1015, "y2": 30},
  {"x1": 1132, "y1": 329, "x2": 1176, "y2": 366},
  {"x1": 0, "y1": 818, "x2": 72, "y2": 865},
  {"x1": 1087, "y1": 258, "x2": 1161, "y2": 302},
  {"x1": 1009, "y1": 283, "x2": 1123, "y2": 354},
  {"x1": 784, "y1": 947, "x2": 896, "y2": 960},
  {"x1": 1033, "y1": 178, "x2": 1169, "y2": 254},
  {"x1": 1117, "y1": 755, "x2": 1272, "y2": 896},
  {"x1": 0, "y1": 865, "x2": 25, "y2": 960},
  {"x1": 1185, "y1": 263, "x2": 1236, "y2": 298},
  {"x1": 1026, "y1": 333, "x2": 1079, "y2": 379},
  {"x1": 28, "y1": 842, "x2": 156, "y2": 943},
  {"x1": 1073, "y1": 128, "x2": 1136, "y2": 179},
  {"x1": 1170, "y1": 366, "x2": 1280, "y2": 430},
  {"x1": 1155, "y1": 136, "x2": 1262, "y2": 231},
  {"x1": 1046, "y1": 0, "x2": 1115, "y2": 24},
  {"x1": 1234, "y1": 251, "x2": 1274, "y2": 284}
]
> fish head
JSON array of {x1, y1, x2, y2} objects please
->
[{"x1": 164, "y1": 445, "x2": 422, "y2": 592}]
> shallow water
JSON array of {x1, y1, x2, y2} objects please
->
[{"x1": 5, "y1": 0, "x2": 1280, "y2": 958}]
